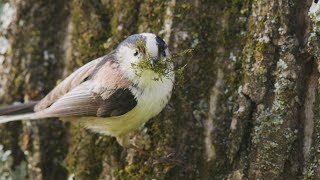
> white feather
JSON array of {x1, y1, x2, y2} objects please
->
[
  {"x1": 0, "y1": 113, "x2": 36, "y2": 123},
  {"x1": 141, "y1": 33, "x2": 158, "y2": 57}
]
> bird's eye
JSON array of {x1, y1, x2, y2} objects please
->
[{"x1": 134, "y1": 50, "x2": 139, "y2": 56}]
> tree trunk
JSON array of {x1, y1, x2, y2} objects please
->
[{"x1": 0, "y1": 0, "x2": 319, "y2": 179}]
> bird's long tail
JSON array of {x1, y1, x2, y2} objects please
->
[
  {"x1": 0, "y1": 113, "x2": 36, "y2": 123},
  {"x1": 0, "y1": 101, "x2": 39, "y2": 123}
]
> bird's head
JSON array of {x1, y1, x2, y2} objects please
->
[{"x1": 116, "y1": 33, "x2": 174, "y2": 85}]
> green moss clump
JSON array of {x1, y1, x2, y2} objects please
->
[{"x1": 131, "y1": 40, "x2": 192, "y2": 81}]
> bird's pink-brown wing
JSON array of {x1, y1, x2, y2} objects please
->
[
  {"x1": 34, "y1": 56, "x2": 103, "y2": 112},
  {"x1": 34, "y1": 53, "x2": 137, "y2": 118}
]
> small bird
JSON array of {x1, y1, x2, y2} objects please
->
[{"x1": 0, "y1": 33, "x2": 175, "y2": 146}]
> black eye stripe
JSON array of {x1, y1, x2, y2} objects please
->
[{"x1": 156, "y1": 36, "x2": 167, "y2": 57}]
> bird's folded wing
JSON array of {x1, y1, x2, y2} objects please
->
[
  {"x1": 37, "y1": 82, "x2": 99, "y2": 117},
  {"x1": 33, "y1": 51, "x2": 137, "y2": 118},
  {"x1": 36, "y1": 82, "x2": 137, "y2": 118},
  {"x1": 35, "y1": 53, "x2": 115, "y2": 111}
]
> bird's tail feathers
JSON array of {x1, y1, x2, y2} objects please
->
[
  {"x1": 0, "y1": 113, "x2": 39, "y2": 124},
  {"x1": 0, "y1": 101, "x2": 38, "y2": 115},
  {"x1": 0, "y1": 101, "x2": 42, "y2": 123}
]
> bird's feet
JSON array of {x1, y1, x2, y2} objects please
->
[{"x1": 116, "y1": 128, "x2": 151, "y2": 150}]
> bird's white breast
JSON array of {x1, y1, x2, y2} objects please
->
[{"x1": 78, "y1": 71, "x2": 174, "y2": 137}]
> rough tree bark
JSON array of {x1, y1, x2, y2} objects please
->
[{"x1": 0, "y1": 0, "x2": 320, "y2": 179}]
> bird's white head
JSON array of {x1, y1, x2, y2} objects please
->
[{"x1": 116, "y1": 33, "x2": 174, "y2": 86}]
